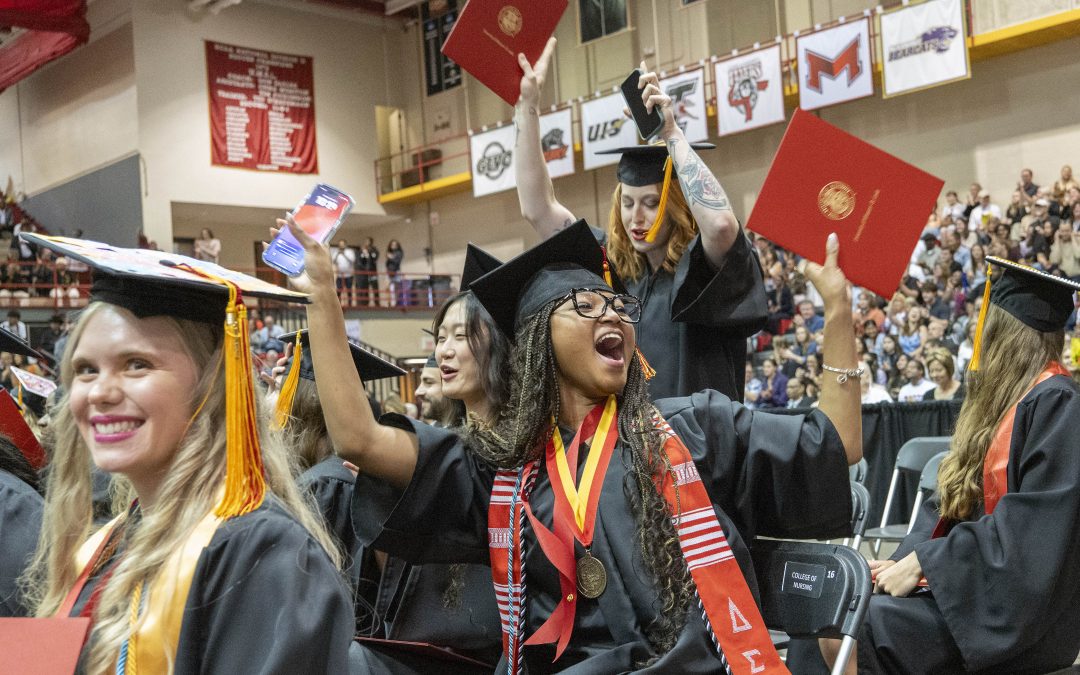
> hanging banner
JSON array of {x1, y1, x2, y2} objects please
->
[
  {"x1": 795, "y1": 18, "x2": 873, "y2": 111},
  {"x1": 540, "y1": 107, "x2": 575, "y2": 180},
  {"x1": 715, "y1": 44, "x2": 786, "y2": 137},
  {"x1": 205, "y1": 41, "x2": 318, "y2": 174},
  {"x1": 581, "y1": 92, "x2": 638, "y2": 170},
  {"x1": 660, "y1": 68, "x2": 708, "y2": 143},
  {"x1": 470, "y1": 124, "x2": 517, "y2": 197},
  {"x1": 881, "y1": 0, "x2": 970, "y2": 98}
]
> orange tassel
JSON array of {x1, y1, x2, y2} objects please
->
[
  {"x1": 643, "y1": 157, "x2": 674, "y2": 244},
  {"x1": 273, "y1": 333, "x2": 303, "y2": 429},
  {"x1": 637, "y1": 348, "x2": 656, "y2": 381}
]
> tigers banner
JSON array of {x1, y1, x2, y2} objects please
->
[
  {"x1": 660, "y1": 68, "x2": 708, "y2": 143},
  {"x1": 795, "y1": 18, "x2": 874, "y2": 111},
  {"x1": 540, "y1": 107, "x2": 575, "y2": 180},
  {"x1": 470, "y1": 124, "x2": 517, "y2": 197},
  {"x1": 881, "y1": 0, "x2": 970, "y2": 98},
  {"x1": 714, "y1": 44, "x2": 786, "y2": 137}
]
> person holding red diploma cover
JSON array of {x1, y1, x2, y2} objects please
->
[
  {"x1": 282, "y1": 209, "x2": 864, "y2": 673},
  {"x1": 513, "y1": 39, "x2": 767, "y2": 402},
  {"x1": 821, "y1": 258, "x2": 1080, "y2": 674}
]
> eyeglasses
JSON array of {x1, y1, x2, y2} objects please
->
[{"x1": 557, "y1": 288, "x2": 642, "y2": 324}]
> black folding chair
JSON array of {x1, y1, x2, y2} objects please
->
[
  {"x1": 751, "y1": 539, "x2": 871, "y2": 675},
  {"x1": 844, "y1": 481, "x2": 872, "y2": 553},
  {"x1": 866, "y1": 436, "x2": 950, "y2": 556}
]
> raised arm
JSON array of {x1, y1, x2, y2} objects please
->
[
  {"x1": 272, "y1": 216, "x2": 418, "y2": 489},
  {"x1": 637, "y1": 64, "x2": 739, "y2": 267},
  {"x1": 514, "y1": 38, "x2": 577, "y2": 240}
]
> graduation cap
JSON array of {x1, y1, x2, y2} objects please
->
[
  {"x1": 460, "y1": 244, "x2": 502, "y2": 290},
  {"x1": 968, "y1": 256, "x2": 1080, "y2": 371},
  {"x1": 273, "y1": 330, "x2": 406, "y2": 428},
  {"x1": 0, "y1": 327, "x2": 44, "y2": 361},
  {"x1": 424, "y1": 353, "x2": 438, "y2": 369},
  {"x1": 20, "y1": 232, "x2": 309, "y2": 519},
  {"x1": 596, "y1": 142, "x2": 715, "y2": 243}
]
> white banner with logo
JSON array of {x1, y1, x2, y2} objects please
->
[
  {"x1": 581, "y1": 91, "x2": 638, "y2": 170},
  {"x1": 796, "y1": 18, "x2": 873, "y2": 111},
  {"x1": 469, "y1": 123, "x2": 517, "y2": 198},
  {"x1": 881, "y1": 0, "x2": 969, "y2": 98},
  {"x1": 539, "y1": 107, "x2": 575, "y2": 180},
  {"x1": 715, "y1": 44, "x2": 786, "y2": 136},
  {"x1": 659, "y1": 68, "x2": 708, "y2": 143}
]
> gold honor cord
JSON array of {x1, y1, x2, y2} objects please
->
[
  {"x1": 551, "y1": 396, "x2": 618, "y2": 532},
  {"x1": 643, "y1": 157, "x2": 674, "y2": 243},
  {"x1": 273, "y1": 332, "x2": 304, "y2": 429},
  {"x1": 967, "y1": 263, "x2": 994, "y2": 373}
]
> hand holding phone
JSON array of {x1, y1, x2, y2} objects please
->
[
  {"x1": 620, "y1": 68, "x2": 664, "y2": 141},
  {"x1": 263, "y1": 184, "x2": 355, "y2": 277}
]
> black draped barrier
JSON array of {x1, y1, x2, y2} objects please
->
[{"x1": 773, "y1": 400, "x2": 961, "y2": 528}]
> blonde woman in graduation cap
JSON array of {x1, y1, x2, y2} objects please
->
[
  {"x1": 513, "y1": 38, "x2": 767, "y2": 402},
  {"x1": 20, "y1": 236, "x2": 352, "y2": 673}
]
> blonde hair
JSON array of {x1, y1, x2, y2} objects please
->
[
  {"x1": 280, "y1": 379, "x2": 334, "y2": 472},
  {"x1": 937, "y1": 306, "x2": 1063, "y2": 520},
  {"x1": 25, "y1": 302, "x2": 339, "y2": 674},
  {"x1": 606, "y1": 179, "x2": 697, "y2": 282},
  {"x1": 925, "y1": 349, "x2": 956, "y2": 380}
]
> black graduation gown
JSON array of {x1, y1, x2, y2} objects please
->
[
  {"x1": 300, "y1": 456, "x2": 502, "y2": 674},
  {"x1": 858, "y1": 375, "x2": 1080, "y2": 674},
  {"x1": 591, "y1": 225, "x2": 767, "y2": 402},
  {"x1": 352, "y1": 393, "x2": 850, "y2": 674},
  {"x1": 0, "y1": 470, "x2": 42, "y2": 617},
  {"x1": 69, "y1": 498, "x2": 354, "y2": 674}
]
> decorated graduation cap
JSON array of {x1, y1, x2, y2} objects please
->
[
  {"x1": 21, "y1": 232, "x2": 310, "y2": 519},
  {"x1": 461, "y1": 243, "x2": 503, "y2": 290},
  {"x1": 596, "y1": 142, "x2": 715, "y2": 243},
  {"x1": 273, "y1": 329, "x2": 405, "y2": 428},
  {"x1": 968, "y1": 256, "x2": 1080, "y2": 371}
]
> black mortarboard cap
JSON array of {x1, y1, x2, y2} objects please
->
[
  {"x1": 986, "y1": 257, "x2": 1080, "y2": 331},
  {"x1": 470, "y1": 220, "x2": 626, "y2": 339},
  {"x1": 0, "y1": 327, "x2": 44, "y2": 360},
  {"x1": 461, "y1": 244, "x2": 502, "y2": 290},
  {"x1": 597, "y1": 142, "x2": 715, "y2": 187},
  {"x1": 280, "y1": 330, "x2": 406, "y2": 382},
  {"x1": 424, "y1": 353, "x2": 438, "y2": 368}
]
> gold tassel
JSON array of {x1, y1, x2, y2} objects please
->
[
  {"x1": 637, "y1": 348, "x2": 656, "y2": 381},
  {"x1": 601, "y1": 246, "x2": 614, "y2": 289},
  {"x1": 644, "y1": 157, "x2": 674, "y2": 243},
  {"x1": 967, "y1": 263, "x2": 994, "y2": 373},
  {"x1": 273, "y1": 333, "x2": 303, "y2": 429}
]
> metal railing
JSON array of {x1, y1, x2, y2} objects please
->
[{"x1": 374, "y1": 133, "x2": 471, "y2": 196}]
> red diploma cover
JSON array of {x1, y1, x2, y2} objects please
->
[
  {"x1": 0, "y1": 389, "x2": 45, "y2": 469},
  {"x1": 747, "y1": 108, "x2": 944, "y2": 299},
  {"x1": 0, "y1": 617, "x2": 90, "y2": 674},
  {"x1": 441, "y1": 0, "x2": 568, "y2": 106}
]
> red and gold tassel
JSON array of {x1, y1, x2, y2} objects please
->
[{"x1": 637, "y1": 348, "x2": 656, "y2": 381}]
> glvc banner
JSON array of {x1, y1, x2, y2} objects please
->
[{"x1": 470, "y1": 123, "x2": 516, "y2": 197}]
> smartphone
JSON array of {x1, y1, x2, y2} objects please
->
[
  {"x1": 620, "y1": 68, "x2": 664, "y2": 141},
  {"x1": 263, "y1": 183, "x2": 355, "y2": 277}
]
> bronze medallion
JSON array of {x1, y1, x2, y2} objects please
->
[
  {"x1": 817, "y1": 181, "x2": 856, "y2": 220},
  {"x1": 576, "y1": 552, "x2": 607, "y2": 599},
  {"x1": 498, "y1": 6, "x2": 523, "y2": 37}
]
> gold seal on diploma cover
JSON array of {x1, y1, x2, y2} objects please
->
[
  {"x1": 818, "y1": 181, "x2": 856, "y2": 220},
  {"x1": 498, "y1": 6, "x2": 523, "y2": 37},
  {"x1": 576, "y1": 552, "x2": 607, "y2": 599}
]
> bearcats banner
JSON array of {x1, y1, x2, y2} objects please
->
[
  {"x1": 205, "y1": 41, "x2": 318, "y2": 174},
  {"x1": 715, "y1": 44, "x2": 785, "y2": 136},
  {"x1": 470, "y1": 124, "x2": 516, "y2": 197},
  {"x1": 795, "y1": 18, "x2": 873, "y2": 111},
  {"x1": 881, "y1": 0, "x2": 970, "y2": 98},
  {"x1": 540, "y1": 107, "x2": 575, "y2": 180},
  {"x1": 660, "y1": 68, "x2": 708, "y2": 143},
  {"x1": 581, "y1": 91, "x2": 638, "y2": 170}
]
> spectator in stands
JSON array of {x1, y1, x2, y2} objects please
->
[
  {"x1": 743, "y1": 362, "x2": 763, "y2": 410},
  {"x1": 969, "y1": 244, "x2": 988, "y2": 286},
  {"x1": 385, "y1": 239, "x2": 404, "y2": 306},
  {"x1": 879, "y1": 333, "x2": 901, "y2": 374},
  {"x1": 331, "y1": 240, "x2": 355, "y2": 306},
  {"x1": 253, "y1": 314, "x2": 285, "y2": 352},
  {"x1": 852, "y1": 291, "x2": 885, "y2": 337},
  {"x1": 38, "y1": 314, "x2": 64, "y2": 365},
  {"x1": 955, "y1": 319, "x2": 978, "y2": 377},
  {"x1": 756, "y1": 357, "x2": 788, "y2": 409},
  {"x1": 898, "y1": 357, "x2": 935, "y2": 402},
  {"x1": 861, "y1": 319, "x2": 884, "y2": 357},
  {"x1": 1053, "y1": 164, "x2": 1079, "y2": 201},
  {"x1": 963, "y1": 182, "x2": 982, "y2": 219},
  {"x1": 1018, "y1": 167, "x2": 1039, "y2": 203},
  {"x1": 3, "y1": 310, "x2": 27, "y2": 341},
  {"x1": 925, "y1": 318, "x2": 959, "y2": 356},
  {"x1": 1063, "y1": 186, "x2": 1080, "y2": 222},
  {"x1": 943, "y1": 229, "x2": 972, "y2": 275},
  {"x1": 765, "y1": 269, "x2": 794, "y2": 335},
  {"x1": 1050, "y1": 220, "x2": 1080, "y2": 279},
  {"x1": 861, "y1": 367, "x2": 893, "y2": 404},
  {"x1": 920, "y1": 282, "x2": 952, "y2": 321},
  {"x1": 940, "y1": 190, "x2": 965, "y2": 223},
  {"x1": 777, "y1": 325, "x2": 817, "y2": 378},
  {"x1": 356, "y1": 237, "x2": 379, "y2": 306},
  {"x1": 990, "y1": 221, "x2": 1020, "y2": 261},
  {"x1": 969, "y1": 190, "x2": 1002, "y2": 232},
  {"x1": 793, "y1": 298, "x2": 824, "y2": 333},
  {"x1": 1004, "y1": 190, "x2": 1027, "y2": 228},
  {"x1": 923, "y1": 350, "x2": 964, "y2": 401},
  {"x1": 899, "y1": 308, "x2": 927, "y2": 357},
  {"x1": 802, "y1": 352, "x2": 823, "y2": 388},
  {"x1": 1021, "y1": 208, "x2": 1054, "y2": 269},
  {"x1": 914, "y1": 233, "x2": 941, "y2": 272},
  {"x1": 955, "y1": 216, "x2": 983, "y2": 250},
  {"x1": 1067, "y1": 200, "x2": 1080, "y2": 231},
  {"x1": 785, "y1": 377, "x2": 816, "y2": 408},
  {"x1": 193, "y1": 228, "x2": 221, "y2": 264}
]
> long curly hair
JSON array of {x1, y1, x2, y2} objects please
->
[
  {"x1": 464, "y1": 300, "x2": 693, "y2": 657},
  {"x1": 937, "y1": 305, "x2": 1064, "y2": 520},
  {"x1": 605, "y1": 180, "x2": 696, "y2": 283}
]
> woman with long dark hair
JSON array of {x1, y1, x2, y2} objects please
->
[
  {"x1": 287, "y1": 218, "x2": 862, "y2": 672},
  {"x1": 832, "y1": 258, "x2": 1080, "y2": 673}
]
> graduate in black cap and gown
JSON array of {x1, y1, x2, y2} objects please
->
[
  {"x1": 833, "y1": 257, "x2": 1080, "y2": 674},
  {"x1": 282, "y1": 215, "x2": 862, "y2": 674},
  {"x1": 513, "y1": 40, "x2": 766, "y2": 401},
  {"x1": 10, "y1": 235, "x2": 352, "y2": 673}
]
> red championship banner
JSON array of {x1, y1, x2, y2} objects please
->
[{"x1": 205, "y1": 41, "x2": 318, "y2": 174}]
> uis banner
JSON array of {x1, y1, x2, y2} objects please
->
[
  {"x1": 540, "y1": 107, "x2": 575, "y2": 180},
  {"x1": 660, "y1": 68, "x2": 708, "y2": 143},
  {"x1": 205, "y1": 41, "x2": 318, "y2": 174},
  {"x1": 470, "y1": 124, "x2": 517, "y2": 198},
  {"x1": 581, "y1": 92, "x2": 638, "y2": 170},
  {"x1": 881, "y1": 0, "x2": 970, "y2": 98},
  {"x1": 796, "y1": 18, "x2": 874, "y2": 111},
  {"x1": 715, "y1": 44, "x2": 786, "y2": 136}
]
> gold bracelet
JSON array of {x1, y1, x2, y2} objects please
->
[{"x1": 821, "y1": 364, "x2": 865, "y2": 384}]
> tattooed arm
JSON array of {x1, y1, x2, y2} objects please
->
[{"x1": 514, "y1": 39, "x2": 578, "y2": 240}]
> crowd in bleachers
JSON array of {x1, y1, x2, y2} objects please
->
[{"x1": 745, "y1": 163, "x2": 1080, "y2": 408}]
